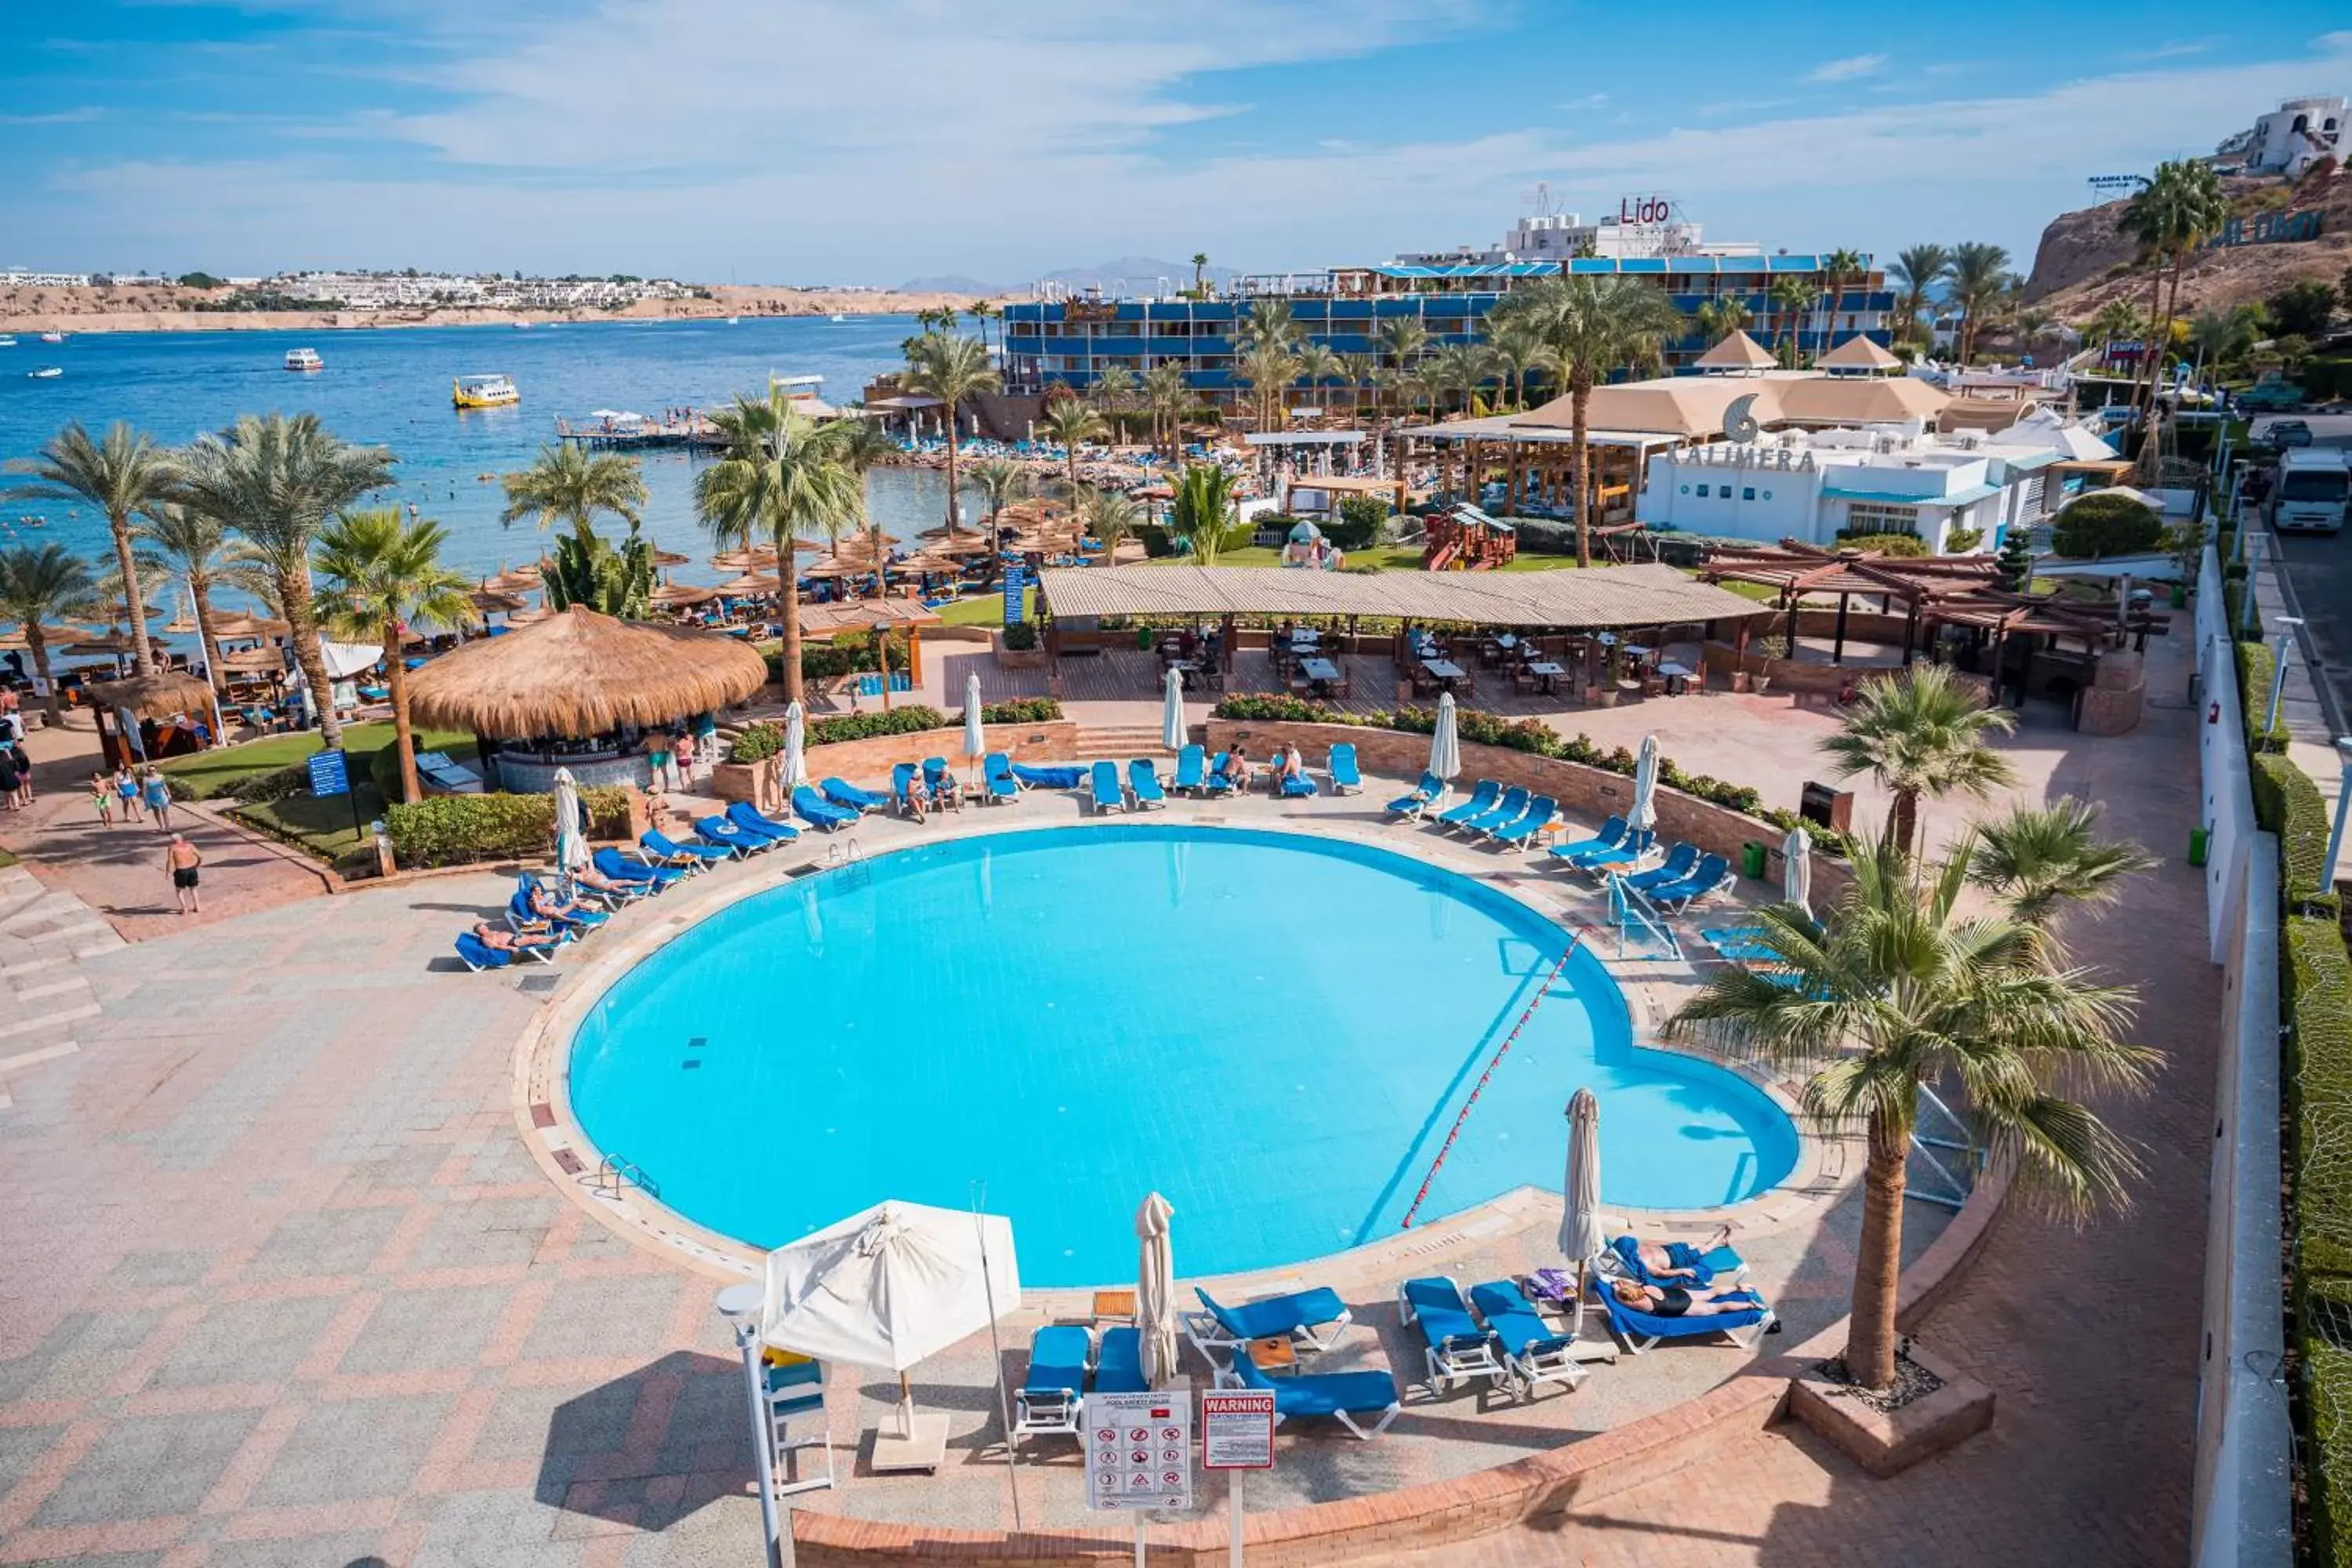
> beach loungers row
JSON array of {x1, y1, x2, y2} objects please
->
[{"x1": 1388, "y1": 781, "x2": 1736, "y2": 910}]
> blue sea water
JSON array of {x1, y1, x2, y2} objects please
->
[
  {"x1": 0, "y1": 315, "x2": 959, "y2": 590},
  {"x1": 568, "y1": 826, "x2": 1798, "y2": 1287}
]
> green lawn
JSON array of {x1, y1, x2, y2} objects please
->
[
  {"x1": 935, "y1": 590, "x2": 1034, "y2": 628},
  {"x1": 235, "y1": 787, "x2": 386, "y2": 873},
  {"x1": 163, "y1": 722, "x2": 473, "y2": 800}
]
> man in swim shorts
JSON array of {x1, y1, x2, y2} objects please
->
[{"x1": 163, "y1": 833, "x2": 202, "y2": 915}]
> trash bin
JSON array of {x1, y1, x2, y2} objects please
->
[
  {"x1": 2188, "y1": 826, "x2": 2209, "y2": 867},
  {"x1": 1799, "y1": 781, "x2": 1856, "y2": 833},
  {"x1": 1137, "y1": 626, "x2": 1155, "y2": 652},
  {"x1": 1740, "y1": 841, "x2": 1767, "y2": 879}
]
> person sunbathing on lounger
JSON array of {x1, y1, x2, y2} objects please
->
[
  {"x1": 473, "y1": 921, "x2": 560, "y2": 954},
  {"x1": 1609, "y1": 1278, "x2": 1757, "y2": 1319},
  {"x1": 1280, "y1": 746, "x2": 1306, "y2": 782},
  {"x1": 1631, "y1": 1224, "x2": 1734, "y2": 1282},
  {"x1": 1218, "y1": 747, "x2": 1251, "y2": 789},
  {"x1": 529, "y1": 883, "x2": 590, "y2": 922}
]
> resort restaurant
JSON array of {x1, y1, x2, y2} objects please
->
[
  {"x1": 1033, "y1": 562, "x2": 1769, "y2": 700},
  {"x1": 403, "y1": 605, "x2": 769, "y2": 793}
]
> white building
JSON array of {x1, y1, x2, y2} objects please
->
[
  {"x1": 1396, "y1": 198, "x2": 1762, "y2": 267},
  {"x1": 0, "y1": 269, "x2": 92, "y2": 289},
  {"x1": 2216, "y1": 96, "x2": 2348, "y2": 180},
  {"x1": 1638, "y1": 407, "x2": 2119, "y2": 553}
]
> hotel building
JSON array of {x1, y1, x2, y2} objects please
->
[{"x1": 1000, "y1": 207, "x2": 1893, "y2": 407}]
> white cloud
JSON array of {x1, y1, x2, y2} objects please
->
[
  {"x1": 1807, "y1": 53, "x2": 1886, "y2": 83},
  {"x1": 2129, "y1": 39, "x2": 2212, "y2": 61},
  {"x1": 0, "y1": 107, "x2": 104, "y2": 125}
]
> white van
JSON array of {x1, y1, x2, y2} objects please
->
[{"x1": 2272, "y1": 448, "x2": 2350, "y2": 535}]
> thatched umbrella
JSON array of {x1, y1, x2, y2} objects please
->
[
  {"x1": 0, "y1": 622, "x2": 94, "y2": 651},
  {"x1": 650, "y1": 546, "x2": 694, "y2": 568},
  {"x1": 470, "y1": 587, "x2": 528, "y2": 615},
  {"x1": 209, "y1": 612, "x2": 290, "y2": 643},
  {"x1": 404, "y1": 605, "x2": 769, "y2": 739},
  {"x1": 483, "y1": 564, "x2": 543, "y2": 595},
  {"x1": 716, "y1": 572, "x2": 783, "y2": 597},
  {"x1": 86, "y1": 670, "x2": 221, "y2": 768},
  {"x1": 217, "y1": 645, "x2": 289, "y2": 677},
  {"x1": 650, "y1": 583, "x2": 720, "y2": 609}
]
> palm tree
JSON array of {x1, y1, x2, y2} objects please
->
[
  {"x1": 1944, "y1": 242, "x2": 2013, "y2": 365},
  {"x1": 970, "y1": 459, "x2": 1031, "y2": 532},
  {"x1": 2119, "y1": 162, "x2": 2227, "y2": 464},
  {"x1": 311, "y1": 509, "x2": 475, "y2": 804},
  {"x1": 1374, "y1": 318, "x2": 1430, "y2": 409},
  {"x1": 1234, "y1": 343, "x2": 1302, "y2": 433},
  {"x1": 0, "y1": 545, "x2": 97, "y2": 724},
  {"x1": 1167, "y1": 465, "x2": 1239, "y2": 564},
  {"x1": 1487, "y1": 274, "x2": 1682, "y2": 566},
  {"x1": 1767, "y1": 275, "x2": 1814, "y2": 365},
  {"x1": 499, "y1": 442, "x2": 648, "y2": 543},
  {"x1": 1293, "y1": 343, "x2": 1344, "y2": 416},
  {"x1": 1967, "y1": 796, "x2": 2156, "y2": 941},
  {"x1": 1077, "y1": 485, "x2": 1143, "y2": 564},
  {"x1": 132, "y1": 502, "x2": 271, "y2": 695},
  {"x1": 1483, "y1": 322, "x2": 1541, "y2": 412},
  {"x1": 1334, "y1": 351, "x2": 1379, "y2": 421},
  {"x1": 1142, "y1": 362, "x2": 1192, "y2": 460},
  {"x1": 1665, "y1": 843, "x2": 2152, "y2": 1390},
  {"x1": 1820, "y1": 662, "x2": 2018, "y2": 859},
  {"x1": 176, "y1": 414, "x2": 397, "y2": 748},
  {"x1": 1191, "y1": 252, "x2": 1210, "y2": 299},
  {"x1": 1042, "y1": 399, "x2": 1108, "y2": 500},
  {"x1": 1429, "y1": 342, "x2": 1497, "y2": 416},
  {"x1": 1695, "y1": 296, "x2": 1753, "y2": 345},
  {"x1": 1237, "y1": 298, "x2": 1299, "y2": 355},
  {"x1": 833, "y1": 415, "x2": 910, "y2": 700},
  {"x1": 1887, "y1": 245, "x2": 1951, "y2": 351},
  {"x1": 2082, "y1": 298, "x2": 2143, "y2": 365},
  {"x1": 1820, "y1": 247, "x2": 1866, "y2": 347},
  {"x1": 3, "y1": 422, "x2": 176, "y2": 676},
  {"x1": 2187, "y1": 304, "x2": 2261, "y2": 382},
  {"x1": 1091, "y1": 362, "x2": 1138, "y2": 427},
  {"x1": 899, "y1": 332, "x2": 1000, "y2": 535},
  {"x1": 694, "y1": 390, "x2": 861, "y2": 705}
]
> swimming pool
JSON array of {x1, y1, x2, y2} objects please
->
[{"x1": 567, "y1": 825, "x2": 1799, "y2": 1287}]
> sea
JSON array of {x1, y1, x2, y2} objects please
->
[{"x1": 0, "y1": 315, "x2": 967, "y2": 605}]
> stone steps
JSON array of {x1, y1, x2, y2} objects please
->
[{"x1": 0, "y1": 867, "x2": 114, "y2": 1110}]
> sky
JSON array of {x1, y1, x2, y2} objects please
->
[{"x1": 1, "y1": 1, "x2": 2347, "y2": 287}]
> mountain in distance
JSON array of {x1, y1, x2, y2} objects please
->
[{"x1": 898, "y1": 256, "x2": 1245, "y2": 296}]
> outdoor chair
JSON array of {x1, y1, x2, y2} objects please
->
[
  {"x1": 643, "y1": 828, "x2": 731, "y2": 866},
  {"x1": 1398, "y1": 1276, "x2": 1508, "y2": 1398},
  {"x1": 789, "y1": 786, "x2": 858, "y2": 833},
  {"x1": 1432, "y1": 779, "x2": 1501, "y2": 830},
  {"x1": 1217, "y1": 1339, "x2": 1400, "y2": 1440},
  {"x1": 1182, "y1": 1286, "x2": 1352, "y2": 1364},
  {"x1": 1089, "y1": 760, "x2": 1126, "y2": 815},
  {"x1": 1126, "y1": 758, "x2": 1167, "y2": 808},
  {"x1": 726, "y1": 801, "x2": 801, "y2": 844},
  {"x1": 1468, "y1": 1279, "x2": 1584, "y2": 1401},
  {"x1": 1387, "y1": 771, "x2": 1446, "y2": 820},
  {"x1": 1591, "y1": 1277, "x2": 1776, "y2": 1355},
  {"x1": 1012, "y1": 1325, "x2": 1090, "y2": 1443}
]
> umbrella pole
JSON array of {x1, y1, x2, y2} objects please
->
[{"x1": 973, "y1": 1184, "x2": 1025, "y2": 1530}]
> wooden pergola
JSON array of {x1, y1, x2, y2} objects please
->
[{"x1": 1700, "y1": 544, "x2": 2001, "y2": 666}]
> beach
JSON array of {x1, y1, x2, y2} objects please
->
[{"x1": 0, "y1": 281, "x2": 1003, "y2": 335}]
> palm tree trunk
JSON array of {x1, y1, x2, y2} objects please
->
[
  {"x1": 111, "y1": 509, "x2": 157, "y2": 678},
  {"x1": 25, "y1": 630, "x2": 60, "y2": 726},
  {"x1": 386, "y1": 624, "x2": 421, "y2": 804},
  {"x1": 280, "y1": 568, "x2": 342, "y2": 749},
  {"x1": 1570, "y1": 376, "x2": 1594, "y2": 570},
  {"x1": 942, "y1": 418, "x2": 962, "y2": 536},
  {"x1": 1845, "y1": 1109, "x2": 1909, "y2": 1389},
  {"x1": 775, "y1": 535, "x2": 804, "y2": 706},
  {"x1": 1889, "y1": 786, "x2": 1921, "y2": 862},
  {"x1": 191, "y1": 580, "x2": 225, "y2": 695}
]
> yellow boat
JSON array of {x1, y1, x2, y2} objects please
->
[{"x1": 453, "y1": 373, "x2": 521, "y2": 409}]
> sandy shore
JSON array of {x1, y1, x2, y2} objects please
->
[{"x1": 0, "y1": 283, "x2": 1004, "y2": 334}]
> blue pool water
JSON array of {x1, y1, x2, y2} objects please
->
[{"x1": 568, "y1": 826, "x2": 1799, "y2": 1287}]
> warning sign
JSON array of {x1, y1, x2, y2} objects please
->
[
  {"x1": 1200, "y1": 1390, "x2": 1276, "y2": 1470},
  {"x1": 1083, "y1": 1390, "x2": 1194, "y2": 1512}
]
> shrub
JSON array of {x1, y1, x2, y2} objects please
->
[
  {"x1": 2050, "y1": 492, "x2": 2163, "y2": 558},
  {"x1": 1943, "y1": 527, "x2": 1984, "y2": 554},
  {"x1": 2237, "y1": 639, "x2": 2290, "y2": 753},
  {"x1": 225, "y1": 762, "x2": 312, "y2": 804},
  {"x1": 979, "y1": 698, "x2": 1062, "y2": 724},
  {"x1": 2253, "y1": 751, "x2": 2336, "y2": 903},
  {"x1": 1834, "y1": 531, "x2": 1929, "y2": 557},
  {"x1": 1512, "y1": 517, "x2": 1580, "y2": 556},
  {"x1": 808, "y1": 706, "x2": 949, "y2": 746},
  {"x1": 1001, "y1": 621, "x2": 1039, "y2": 652},
  {"x1": 385, "y1": 787, "x2": 629, "y2": 868},
  {"x1": 1328, "y1": 494, "x2": 1392, "y2": 552},
  {"x1": 728, "y1": 722, "x2": 783, "y2": 764}
]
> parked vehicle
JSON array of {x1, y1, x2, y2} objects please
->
[
  {"x1": 2271, "y1": 448, "x2": 2350, "y2": 535},
  {"x1": 2263, "y1": 419, "x2": 2315, "y2": 449}
]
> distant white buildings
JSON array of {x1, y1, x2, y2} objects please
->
[
  {"x1": 1396, "y1": 196, "x2": 1762, "y2": 267},
  {"x1": 261, "y1": 272, "x2": 694, "y2": 310},
  {"x1": 2216, "y1": 96, "x2": 2348, "y2": 180},
  {"x1": 0, "y1": 269, "x2": 92, "y2": 289}
]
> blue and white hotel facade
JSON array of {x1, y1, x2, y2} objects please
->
[{"x1": 1001, "y1": 252, "x2": 1895, "y2": 408}]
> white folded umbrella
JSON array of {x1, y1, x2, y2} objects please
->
[
  {"x1": 962, "y1": 673, "x2": 986, "y2": 772},
  {"x1": 1135, "y1": 1192, "x2": 1178, "y2": 1388},
  {"x1": 781, "y1": 700, "x2": 810, "y2": 792},
  {"x1": 1429, "y1": 690, "x2": 1461, "y2": 782},
  {"x1": 1161, "y1": 668, "x2": 1185, "y2": 753},
  {"x1": 1627, "y1": 733, "x2": 1661, "y2": 837},
  {"x1": 552, "y1": 767, "x2": 586, "y2": 874},
  {"x1": 1783, "y1": 823, "x2": 1813, "y2": 914}
]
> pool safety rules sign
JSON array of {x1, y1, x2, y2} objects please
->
[
  {"x1": 1200, "y1": 1391, "x2": 1276, "y2": 1470},
  {"x1": 1085, "y1": 1391, "x2": 1193, "y2": 1512}
]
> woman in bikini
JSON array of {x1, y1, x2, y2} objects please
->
[{"x1": 1609, "y1": 1277, "x2": 1761, "y2": 1319}]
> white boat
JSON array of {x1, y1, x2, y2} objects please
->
[
  {"x1": 727, "y1": 315, "x2": 741, "y2": 325},
  {"x1": 0, "y1": 336, "x2": 16, "y2": 347},
  {"x1": 29, "y1": 366, "x2": 61, "y2": 379},
  {"x1": 284, "y1": 347, "x2": 323, "y2": 372},
  {"x1": 37, "y1": 332, "x2": 63, "y2": 343},
  {"x1": 453, "y1": 372, "x2": 521, "y2": 408},
  {"x1": 829, "y1": 313, "x2": 847, "y2": 323}
]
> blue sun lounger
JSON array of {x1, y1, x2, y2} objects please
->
[
  {"x1": 791, "y1": 786, "x2": 858, "y2": 833},
  {"x1": 1013, "y1": 762, "x2": 1087, "y2": 789},
  {"x1": 1646, "y1": 852, "x2": 1732, "y2": 913},
  {"x1": 1089, "y1": 760, "x2": 1125, "y2": 814},
  {"x1": 508, "y1": 884, "x2": 593, "y2": 940},
  {"x1": 1328, "y1": 743, "x2": 1362, "y2": 794},
  {"x1": 1203, "y1": 753, "x2": 1236, "y2": 797},
  {"x1": 1278, "y1": 766, "x2": 1319, "y2": 798},
  {"x1": 1620, "y1": 843, "x2": 1699, "y2": 895},
  {"x1": 1548, "y1": 815, "x2": 1627, "y2": 869},
  {"x1": 643, "y1": 828, "x2": 731, "y2": 866},
  {"x1": 456, "y1": 931, "x2": 552, "y2": 970},
  {"x1": 891, "y1": 762, "x2": 921, "y2": 817},
  {"x1": 1398, "y1": 1276, "x2": 1507, "y2": 1397},
  {"x1": 1012, "y1": 1325, "x2": 1091, "y2": 1441},
  {"x1": 1174, "y1": 744, "x2": 1207, "y2": 795},
  {"x1": 1094, "y1": 1326, "x2": 1147, "y2": 1394},
  {"x1": 1490, "y1": 793, "x2": 1559, "y2": 848},
  {"x1": 1432, "y1": 779, "x2": 1500, "y2": 829},
  {"x1": 921, "y1": 757, "x2": 960, "y2": 810},
  {"x1": 1576, "y1": 827, "x2": 1657, "y2": 877},
  {"x1": 1592, "y1": 1277, "x2": 1776, "y2": 1354},
  {"x1": 727, "y1": 800, "x2": 802, "y2": 844},
  {"x1": 1468, "y1": 1279, "x2": 1585, "y2": 1400},
  {"x1": 982, "y1": 753, "x2": 1020, "y2": 802},
  {"x1": 695, "y1": 815, "x2": 769, "y2": 855},
  {"x1": 1387, "y1": 771, "x2": 1446, "y2": 820},
  {"x1": 821, "y1": 775, "x2": 887, "y2": 814},
  {"x1": 1183, "y1": 1286, "x2": 1352, "y2": 1363},
  {"x1": 1221, "y1": 1337, "x2": 1400, "y2": 1439},
  {"x1": 594, "y1": 846, "x2": 683, "y2": 891},
  {"x1": 1607, "y1": 1234, "x2": 1749, "y2": 1291},
  {"x1": 1456, "y1": 785, "x2": 1529, "y2": 839},
  {"x1": 1127, "y1": 758, "x2": 1167, "y2": 808}
]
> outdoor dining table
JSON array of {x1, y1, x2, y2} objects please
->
[
  {"x1": 1299, "y1": 655, "x2": 1340, "y2": 695},
  {"x1": 1169, "y1": 659, "x2": 1200, "y2": 691},
  {"x1": 1527, "y1": 660, "x2": 1566, "y2": 694},
  {"x1": 1657, "y1": 658, "x2": 1696, "y2": 695},
  {"x1": 1422, "y1": 658, "x2": 1465, "y2": 691}
]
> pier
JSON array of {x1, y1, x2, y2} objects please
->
[{"x1": 552, "y1": 412, "x2": 725, "y2": 451}]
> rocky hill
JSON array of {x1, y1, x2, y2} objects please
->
[{"x1": 2024, "y1": 167, "x2": 2350, "y2": 323}]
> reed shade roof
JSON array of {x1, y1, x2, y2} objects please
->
[
  {"x1": 649, "y1": 582, "x2": 720, "y2": 608},
  {"x1": 0, "y1": 622, "x2": 94, "y2": 649},
  {"x1": 217, "y1": 646, "x2": 289, "y2": 674},
  {"x1": 470, "y1": 587, "x2": 527, "y2": 614},
  {"x1": 85, "y1": 670, "x2": 216, "y2": 720},
  {"x1": 798, "y1": 560, "x2": 862, "y2": 580},
  {"x1": 208, "y1": 613, "x2": 290, "y2": 641},
  {"x1": 404, "y1": 605, "x2": 769, "y2": 739},
  {"x1": 65, "y1": 630, "x2": 147, "y2": 655},
  {"x1": 800, "y1": 598, "x2": 944, "y2": 637},
  {"x1": 482, "y1": 565, "x2": 543, "y2": 593},
  {"x1": 715, "y1": 572, "x2": 783, "y2": 594},
  {"x1": 887, "y1": 552, "x2": 964, "y2": 575},
  {"x1": 650, "y1": 547, "x2": 693, "y2": 568}
]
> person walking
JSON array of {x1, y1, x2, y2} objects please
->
[
  {"x1": 0, "y1": 746, "x2": 20, "y2": 813},
  {"x1": 162, "y1": 833, "x2": 203, "y2": 915},
  {"x1": 114, "y1": 765, "x2": 140, "y2": 822},
  {"x1": 9, "y1": 738, "x2": 31, "y2": 806},
  {"x1": 90, "y1": 771, "x2": 114, "y2": 828},
  {"x1": 673, "y1": 728, "x2": 695, "y2": 789},
  {"x1": 140, "y1": 767, "x2": 172, "y2": 831}
]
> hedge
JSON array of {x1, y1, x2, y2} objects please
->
[
  {"x1": 384, "y1": 786, "x2": 630, "y2": 868},
  {"x1": 1207, "y1": 692, "x2": 1857, "y2": 852},
  {"x1": 2238, "y1": 639, "x2": 2291, "y2": 753},
  {"x1": 727, "y1": 699, "x2": 1064, "y2": 763}
]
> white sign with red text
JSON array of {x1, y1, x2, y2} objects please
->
[
  {"x1": 1084, "y1": 1391, "x2": 1194, "y2": 1512},
  {"x1": 1200, "y1": 1391, "x2": 1276, "y2": 1470}
]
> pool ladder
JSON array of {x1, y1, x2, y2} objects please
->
[
  {"x1": 1399, "y1": 928, "x2": 1587, "y2": 1229},
  {"x1": 592, "y1": 1155, "x2": 658, "y2": 1200},
  {"x1": 822, "y1": 836, "x2": 866, "y2": 868}
]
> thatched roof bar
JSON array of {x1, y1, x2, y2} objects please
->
[{"x1": 404, "y1": 605, "x2": 769, "y2": 739}]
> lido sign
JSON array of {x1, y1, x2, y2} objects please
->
[{"x1": 1616, "y1": 195, "x2": 1675, "y2": 226}]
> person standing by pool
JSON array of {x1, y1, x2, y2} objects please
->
[
  {"x1": 647, "y1": 731, "x2": 674, "y2": 793},
  {"x1": 141, "y1": 767, "x2": 173, "y2": 830},
  {"x1": 0, "y1": 746, "x2": 20, "y2": 812},
  {"x1": 673, "y1": 728, "x2": 695, "y2": 789},
  {"x1": 163, "y1": 833, "x2": 202, "y2": 914}
]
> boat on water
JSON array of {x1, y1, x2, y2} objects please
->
[
  {"x1": 28, "y1": 366, "x2": 61, "y2": 379},
  {"x1": 284, "y1": 347, "x2": 324, "y2": 372},
  {"x1": 0, "y1": 336, "x2": 16, "y2": 347},
  {"x1": 829, "y1": 313, "x2": 847, "y2": 323},
  {"x1": 37, "y1": 332, "x2": 63, "y2": 343},
  {"x1": 453, "y1": 373, "x2": 521, "y2": 409}
]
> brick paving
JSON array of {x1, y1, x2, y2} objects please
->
[{"x1": 0, "y1": 632, "x2": 2216, "y2": 1566}]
